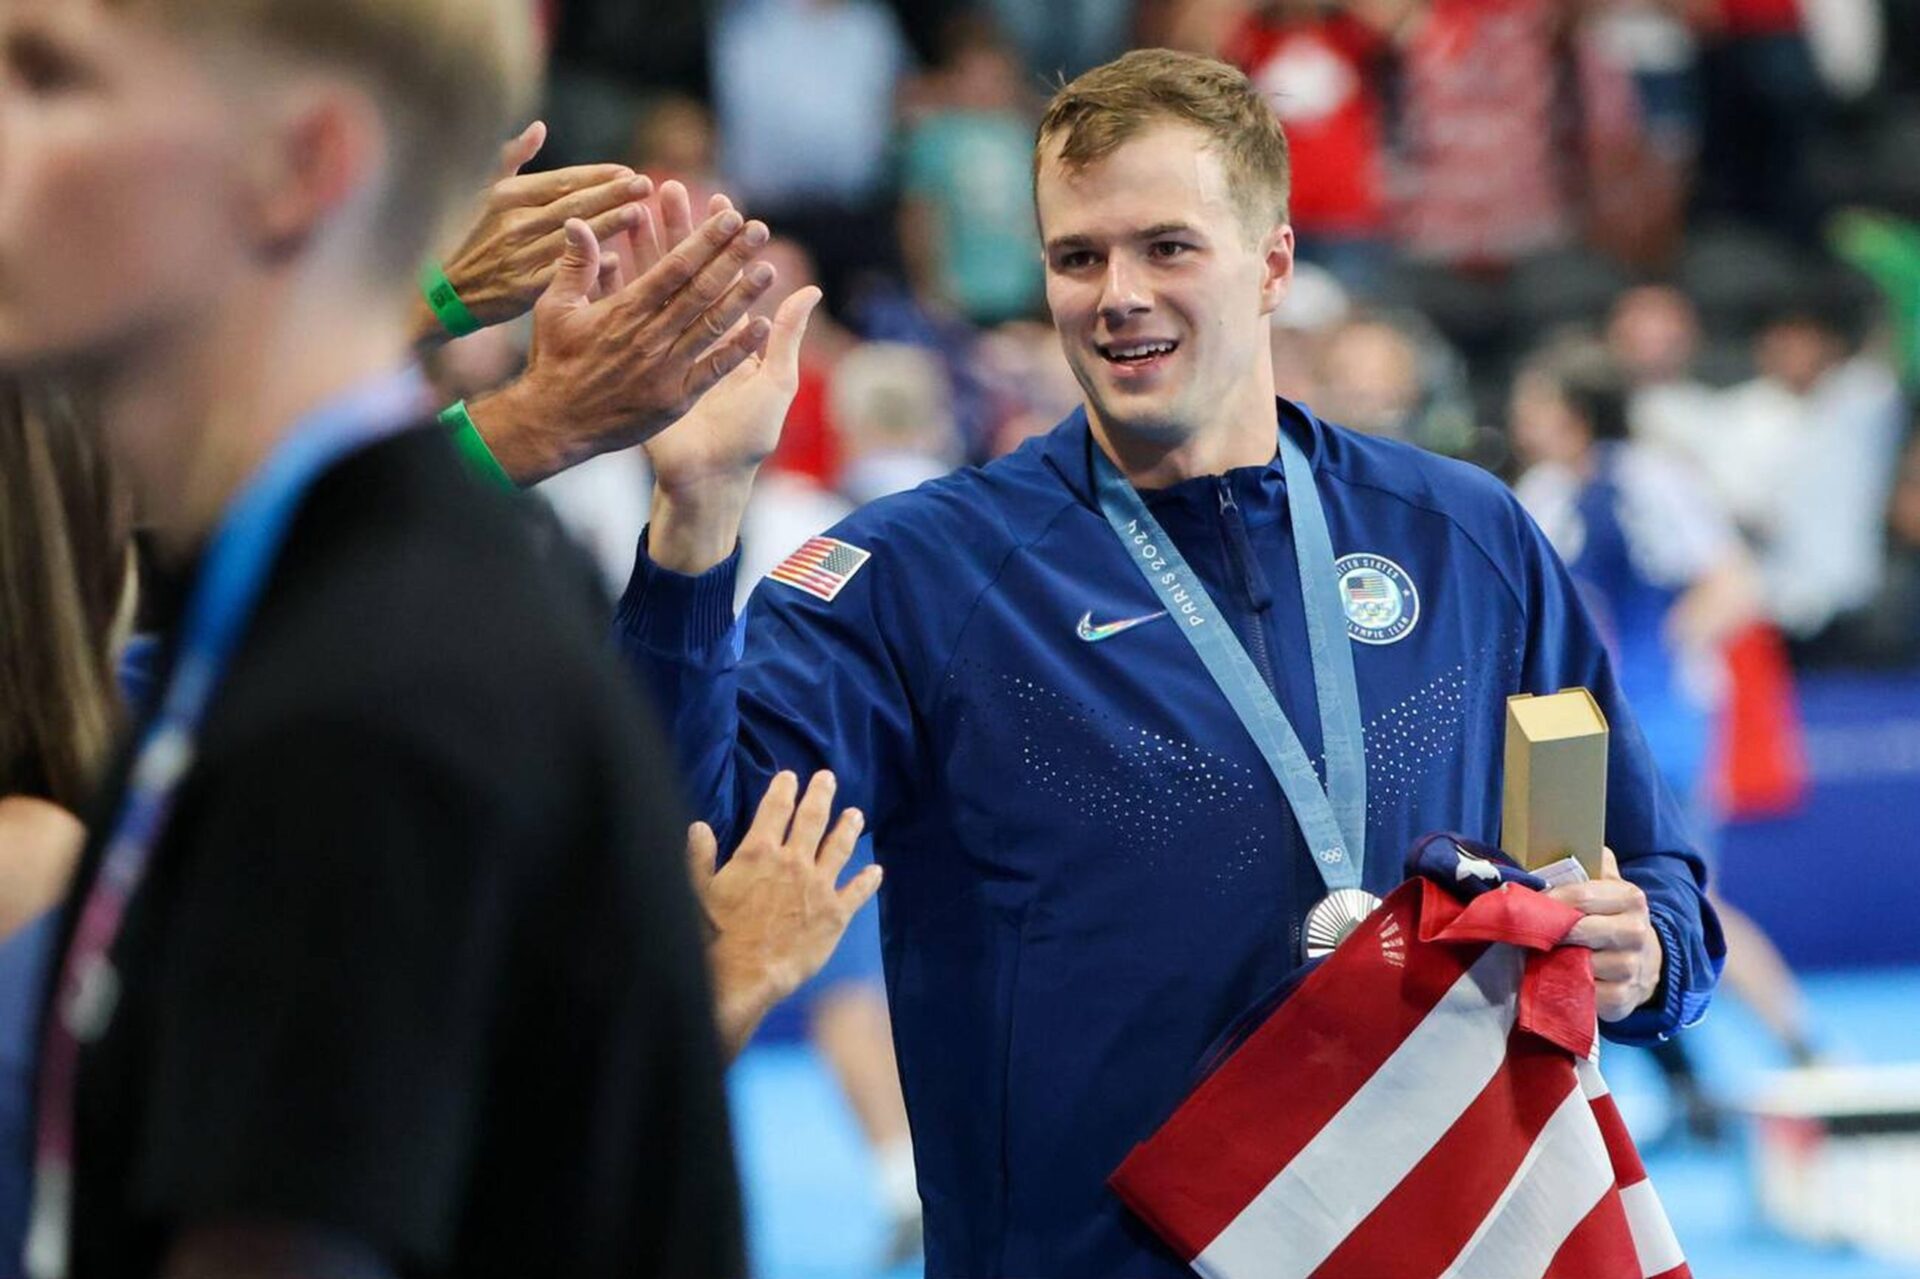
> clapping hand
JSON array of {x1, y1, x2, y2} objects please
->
[
  {"x1": 413, "y1": 121, "x2": 649, "y2": 347},
  {"x1": 689, "y1": 771, "x2": 882, "y2": 1061}
]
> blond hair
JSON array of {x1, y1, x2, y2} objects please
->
[
  {"x1": 0, "y1": 384, "x2": 129, "y2": 811},
  {"x1": 120, "y1": 0, "x2": 542, "y2": 273},
  {"x1": 1035, "y1": 48, "x2": 1291, "y2": 235}
]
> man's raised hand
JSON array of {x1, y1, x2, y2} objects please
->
[
  {"x1": 690, "y1": 771, "x2": 882, "y2": 1061},
  {"x1": 412, "y1": 121, "x2": 650, "y2": 348},
  {"x1": 463, "y1": 196, "x2": 782, "y2": 485}
]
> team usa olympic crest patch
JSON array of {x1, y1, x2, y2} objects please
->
[
  {"x1": 1334, "y1": 553, "x2": 1419, "y2": 645},
  {"x1": 770, "y1": 536, "x2": 871, "y2": 602}
]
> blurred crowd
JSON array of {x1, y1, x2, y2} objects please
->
[{"x1": 468, "y1": 0, "x2": 1920, "y2": 676}]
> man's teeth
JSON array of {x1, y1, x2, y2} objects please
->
[{"x1": 1106, "y1": 341, "x2": 1176, "y2": 362}]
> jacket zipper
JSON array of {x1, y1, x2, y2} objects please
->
[{"x1": 1217, "y1": 478, "x2": 1278, "y2": 697}]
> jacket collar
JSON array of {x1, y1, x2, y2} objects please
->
[{"x1": 1038, "y1": 398, "x2": 1332, "y2": 512}]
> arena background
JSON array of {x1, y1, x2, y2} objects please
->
[{"x1": 436, "y1": 1, "x2": 1920, "y2": 1274}]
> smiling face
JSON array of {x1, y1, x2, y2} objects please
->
[{"x1": 1036, "y1": 121, "x2": 1293, "y2": 458}]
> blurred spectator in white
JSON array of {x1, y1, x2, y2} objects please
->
[
  {"x1": 1717, "y1": 295, "x2": 1906, "y2": 644},
  {"x1": 1606, "y1": 284, "x2": 1722, "y2": 463},
  {"x1": 713, "y1": 0, "x2": 913, "y2": 307},
  {"x1": 831, "y1": 342, "x2": 962, "y2": 506},
  {"x1": 899, "y1": 16, "x2": 1045, "y2": 327},
  {"x1": 1801, "y1": 424, "x2": 1920, "y2": 667}
]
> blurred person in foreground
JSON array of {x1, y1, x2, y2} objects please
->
[
  {"x1": 1511, "y1": 342, "x2": 1819, "y2": 1136},
  {"x1": 0, "y1": 388, "x2": 129, "y2": 1279},
  {"x1": 609, "y1": 49, "x2": 1720, "y2": 1276},
  {"x1": 0, "y1": 0, "x2": 843, "y2": 1274}
]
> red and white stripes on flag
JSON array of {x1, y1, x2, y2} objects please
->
[
  {"x1": 768, "y1": 536, "x2": 872, "y2": 602},
  {"x1": 1110, "y1": 879, "x2": 1689, "y2": 1279}
]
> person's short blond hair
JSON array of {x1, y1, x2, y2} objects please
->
[
  {"x1": 119, "y1": 0, "x2": 541, "y2": 274},
  {"x1": 1035, "y1": 48, "x2": 1291, "y2": 238}
]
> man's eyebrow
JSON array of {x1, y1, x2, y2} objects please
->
[{"x1": 1045, "y1": 223, "x2": 1206, "y2": 253}]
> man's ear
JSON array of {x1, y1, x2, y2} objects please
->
[
  {"x1": 1257, "y1": 221, "x2": 1295, "y2": 318},
  {"x1": 242, "y1": 81, "x2": 388, "y2": 260}
]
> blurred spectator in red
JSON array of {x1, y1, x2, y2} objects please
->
[
  {"x1": 759, "y1": 237, "x2": 860, "y2": 489},
  {"x1": 899, "y1": 16, "x2": 1045, "y2": 327},
  {"x1": 1606, "y1": 284, "x2": 1722, "y2": 464},
  {"x1": 713, "y1": 0, "x2": 913, "y2": 311},
  {"x1": 1715, "y1": 293, "x2": 1907, "y2": 648},
  {"x1": 1224, "y1": 0, "x2": 1410, "y2": 295},
  {"x1": 1395, "y1": 0, "x2": 1647, "y2": 267}
]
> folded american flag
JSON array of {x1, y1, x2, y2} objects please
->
[{"x1": 1110, "y1": 836, "x2": 1689, "y2": 1279}]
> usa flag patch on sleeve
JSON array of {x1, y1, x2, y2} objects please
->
[{"x1": 769, "y1": 536, "x2": 872, "y2": 602}]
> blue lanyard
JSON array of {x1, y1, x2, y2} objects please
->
[
  {"x1": 30, "y1": 367, "x2": 430, "y2": 1279},
  {"x1": 1091, "y1": 423, "x2": 1368, "y2": 893}
]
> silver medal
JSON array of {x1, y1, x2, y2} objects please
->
[{"x1": 1303, "y1": 888, "x2": 1385, "y2": 959}]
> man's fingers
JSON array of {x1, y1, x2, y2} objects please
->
[
  {"x1": 1600, "y1": 846, "x2": 1620, "y2": 879},
  {"x1": 631, "y1": 202, "x2": 664, "y2": 273},
  {"x1": 496, "y1": 162, "x2": 633, "y2": 209},
  {"x1": 494, "y1": 119, "x2": 546, "y2": 182},
  {"x1": 686, "y1": 821, "x2": 719, "y2": 888},
  {"x1": 765, "y1": 285, "x2": 824, "y2": 373},
  {"x1": 1546, "y1": 878, "x2": 1644, "y2": 917},
  {"x1": 744, "y1": 771, "x2": 800, "y2": 849},
  {"x1": 785, "y1": 770, "x2": 837, "y2": 858},
  {"x1": 685, "y1": 317, "x2": 774, "y2": 400},
  {"x1": 538, "y1": 218, "x2": 601, "y2": 313},
  {"x1": 660, "y1": 179, "x2": 696, "y2": 250},
  {"x1": 655, "y1": 221, "x2": 771, "y2": 343},
  {"x1": 1589, "y1": 951, "x2": 1640, "y2": 985},
  {"x1": 550, "y1": 175, "x2": 650, "y2": 227},
  {"x1": 582, "y1": 202, "x2": 643, "y2": 253},
  {"x1": 1563, "y1": 912, "x2": 1646, "y2": 952},
  {"x1": 618, "y1": 206, "x2": 746, "y2": 314},
  {"x1": 837, "y1": 863, "x2": 884, "y2": 917},
  {"x1": 664, "y1": 256, "x2": 776, "y2": 365},
  {"x1": 818, "y1": 808, "x2": 864, "y2": 878}
]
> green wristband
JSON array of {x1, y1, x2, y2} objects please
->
[
  {"x1": 441, "y1": 400, "x2": 516, "y2": 491},
  {"x1": 419, "y1": 261, "x2": 481, "y2": 339}
]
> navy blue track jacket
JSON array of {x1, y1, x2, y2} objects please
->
[{"x1": 619, "y1": 401, "x2": 1725, "y2": 1278}]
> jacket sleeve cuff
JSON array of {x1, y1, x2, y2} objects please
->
[
  {"x1": 1599, "y1": 903, "x2": 1694, "y2": 1046},
  {"x1": 616, "y1": 528, "x2": 741, "y2": 655}
]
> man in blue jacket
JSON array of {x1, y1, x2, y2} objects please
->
[{"x1": 621, "y1": 48, "x2": 1723, "y2": 1279}]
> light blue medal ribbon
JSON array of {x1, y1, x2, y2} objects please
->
[
  {"x1": 1091, "y1": 423, "x2": 1376, "y2": 954},
  {"x1": 28, "y1": 367, "x2": 431, "y2": 1279}
]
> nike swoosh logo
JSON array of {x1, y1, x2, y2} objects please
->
[{"x1": 1076, "y1": 609, "x2": 1169, "y2": 643}]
